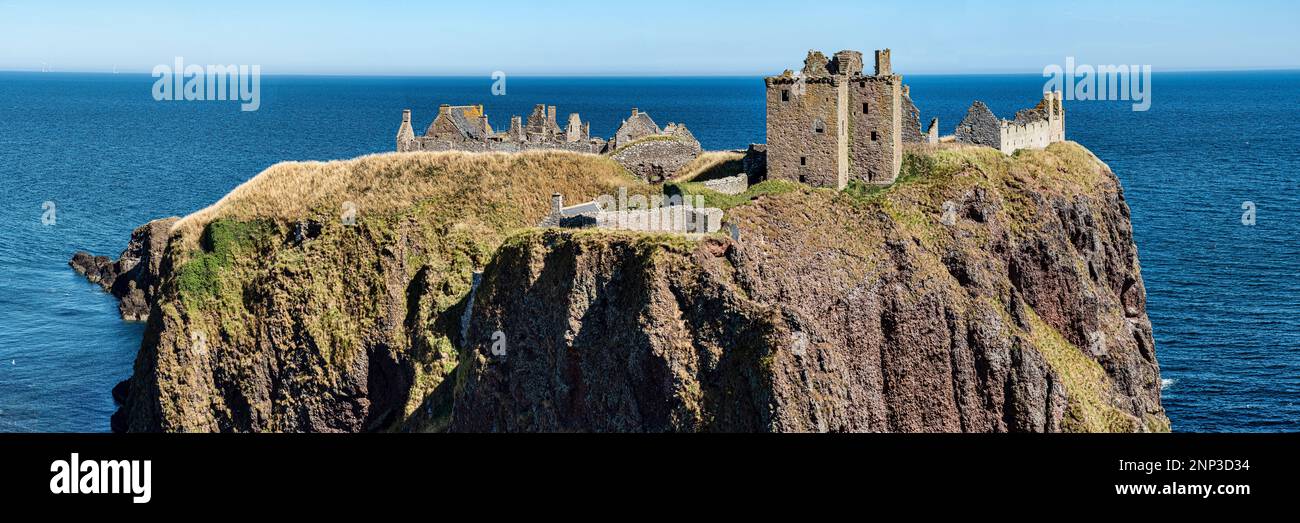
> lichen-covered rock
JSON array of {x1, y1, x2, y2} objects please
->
[{"x1": 70, "y1": 217, "x2": 179, "y2": 321}]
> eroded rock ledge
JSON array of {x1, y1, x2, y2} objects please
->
[{"x1": 70, "y1": 217, "x2": 179, "y2": 322}]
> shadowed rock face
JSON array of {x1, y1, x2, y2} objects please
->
[
  {"x1": 70, "y1": 217, "x2": 179, "y2": 322},
  {"x1": 451, "y1": 144, "x2": 1167, "y2": 433}
]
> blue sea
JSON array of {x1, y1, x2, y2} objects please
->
[{"x1": 0, "y1": 71, "x2": 1296, "y2": 432}]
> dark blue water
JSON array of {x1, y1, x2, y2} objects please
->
[{"x1": 1, "y1": 72, "x2": 1296, "y2": 432}]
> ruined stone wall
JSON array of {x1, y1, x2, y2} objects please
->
[
  {"x1": 901, "y1": 89, "x2": 923, "y2": 143},
  {"x1": 957, "y1": 94, "x2": 1066, "y2": 155},
  {"x1": 700, "y1": 172, "x2": 748, "y2": 195},
  {"x1": 766, "y1": 76, "x2": 844, "y2": 189},
  {"x1": 742, "y1": 144, "x2": 767, "y2": 181},
  {"x1": 999, "y1": 119, "x2": 1053, "y2": 155},
  {"x1": 610, "y1": 137, "x2": 701, "y2": 183},
  {"x1": 848, "y1": 75, "x2": 903, "y2": 184},
  {"x1": 955, "y1": 101, "x2": 1001, "y2": 149},
  {"x1": 403, "y1": 136, "x2": 598, "y2": 154}
]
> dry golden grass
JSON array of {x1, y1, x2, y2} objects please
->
[
  {"x1": 171, "y1": 150, "x2": 644, "y2": 248},
  {"x1": 673, "y1": 151, "x2": 745, "y2": 182}
]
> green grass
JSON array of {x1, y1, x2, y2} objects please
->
[
  {"x1": 176, "y1": 219, "x2": 275, "y2": 304},
  {"x1": 663, "y1": 179, "x2": 802, "y2": 211}
]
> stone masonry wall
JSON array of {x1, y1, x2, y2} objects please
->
[
  {"x1": 955, "y1": 101, "x2": 1001, "y2": 149},
  {"x1": 610, "y1": 137, "x2": 702, "y2": 183},
  {"x1": 402, "y1": 136, "x2": 599, "y2": 154},
  {"x1": 700, "y1": 173, "x2": 748, "y2": 195},
  {"x1": 901, "y1": 90, "x2": 923, "y2": 143},
  {"x1": 849, "y1": 75, "x2": 903, "y2": 185},
  {"x1": 766, "y1": 77, "x2": 844, "y2": 189}
]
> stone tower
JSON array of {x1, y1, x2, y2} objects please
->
[{"x1": 765, "y1": 49, "x2": 904, "y2": 189}]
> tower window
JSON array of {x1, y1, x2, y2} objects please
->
[
  {"x1": 813, "y1": 119, "x2": 825, "y2": 134},
  {"x1": 862, "y1": 103, "x2": 869, "y2": 114},
  {"x1": 782, "y1": 90, "x2": 790, "y2": 102},
  {"x1": 800, "y1": 157, "x2": 807, "y2": 166},
  {"x1": 871, "y1": 130, "x2": 879, "y2": 141}
]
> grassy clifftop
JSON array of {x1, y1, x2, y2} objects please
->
[
  {"x1": 119, "y1": 150, "x2": 651, "y2": 432},
  {"x1": 116, "y1": 142, "x2": 1167, "y2": 433}
]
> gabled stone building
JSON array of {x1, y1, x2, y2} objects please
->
[{"x1": 764, "y1": 49, "x2": 907, "y2": 190}]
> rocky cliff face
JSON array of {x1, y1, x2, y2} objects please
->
[
  {"x1": 451, "y1": 143, "x2": 1167, "y2": 432},
  {"x1": 96, "y1": 144, "x2": 1166, "y2": 433},
  {"x1": 107, "y1": 151, "x2": 643, "y2": 432},
  {"x1": 70, "y1": 217, "x2": 179, "y2": 321}
]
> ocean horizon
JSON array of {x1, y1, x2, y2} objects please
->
[{"x1": 1, "y1": 70, "x2": 1297, "y2": 432}]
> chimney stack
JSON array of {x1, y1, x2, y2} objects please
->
[{"x1": 874, "y1": 49, "x2": 892, "y2": 76}]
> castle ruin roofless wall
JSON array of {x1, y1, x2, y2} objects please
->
[{"x1": 955, "y1": 91, "x2": 1066, "y2": 155}]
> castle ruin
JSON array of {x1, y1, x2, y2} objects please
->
[
  {"x1": 765, "y1": 49, "x2": 906, "y2": 190},
  {"x1": 398, "y1": 103, "x2": 603, "y2": 154},
  {"x1": 955, "y1": 91, "x2": 1065, "y2": 155},
  {"x1": 396, "y1": 104, "x2": 704, "y2": 182},
  {"x1": 763, "y1": 49, "x2": 1066, "y2": 190}
]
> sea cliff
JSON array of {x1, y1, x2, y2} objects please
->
[{"x1": 79, "y1": 143, "x2": 1168, "y2": 432}]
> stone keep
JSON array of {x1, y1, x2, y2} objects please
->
[{"x1": 765, "y1": 49, "x2": 904, "y2": 189}]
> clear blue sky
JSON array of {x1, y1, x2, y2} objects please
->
[{"x1": 1, "y1": 0, "x2": 1297, "y2": 75}]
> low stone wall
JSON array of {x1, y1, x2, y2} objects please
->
[
  {"x1": 610, "y1": 137, "x2": 702, "y2": 183},
  {"x1": 700, "y1": 173, "x2": 748, "y2": 195},
  {"x1": 591, "y1": 207, "x2": 723, "y2": 234}
]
